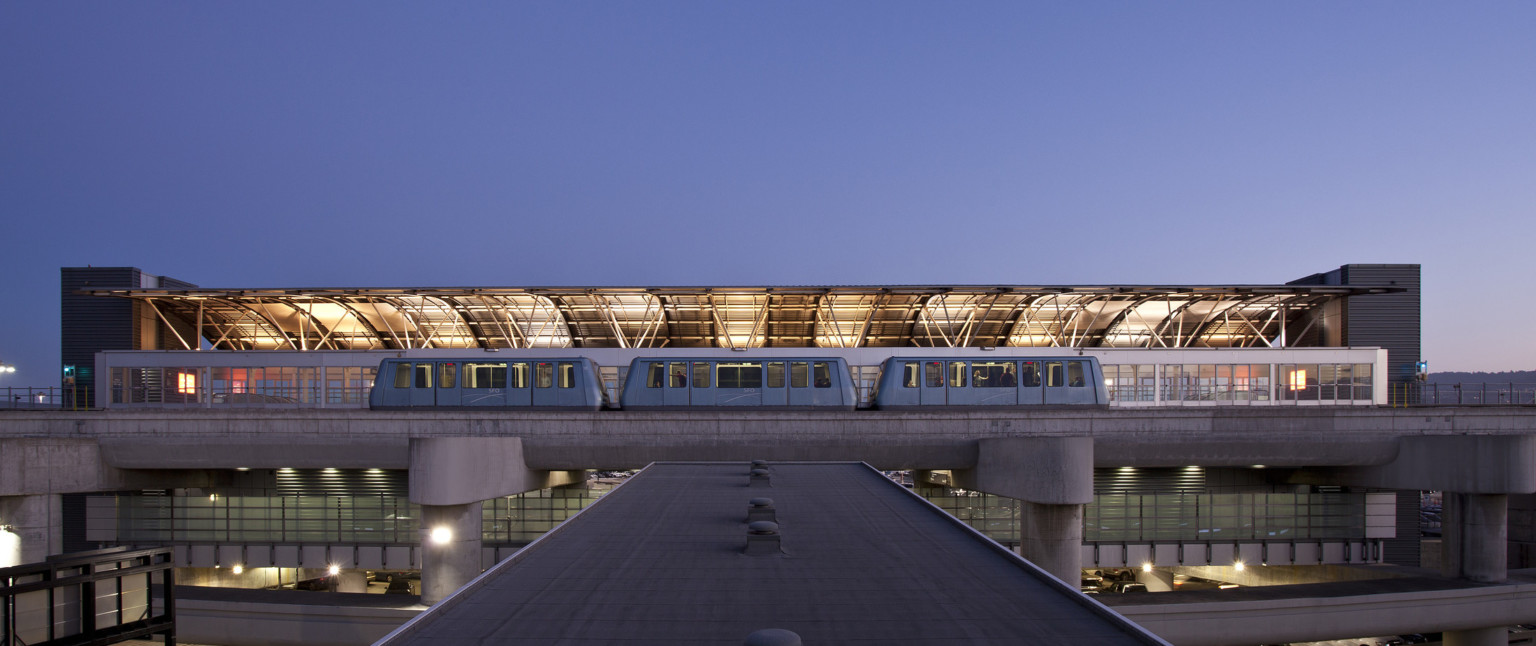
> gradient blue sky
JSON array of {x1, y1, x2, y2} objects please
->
[{"x1": 2, "y1": 2, "x2": 1533, "y2": 381}]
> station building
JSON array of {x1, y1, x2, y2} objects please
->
[{"x1": 39, "y1": 264, "x2": 1458, "y2": 579}]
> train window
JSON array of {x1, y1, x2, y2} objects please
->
[
  {"x1": 766, "y1": 362, "x2": 785, "y2": 388},
  {"x1": 393, "y1": 364, "x2": 411, "y2": 389},
  {"x1": 925, "y1": 362, "x2": 943, "y2": 388},
  {"x1": 902, "y1": 362, "x2": 919, "y2": 388},
  {"x1": 558, "y1": 362, "x2": 576, "y2": 389},
  {"x1": 413, "y1": 363, "x2": 433, "y2": 389},
  {"x1": 973, "y1": 362, "x2": 1016, "y2": 387},
  {"x1": 813, "y1": 362, "x2": 831, "y2": 388},
  {"x1": 1066, "y1": 361, "x2": 1086, "y2": 387},
  {"x1": 1045, "y1": 361, "x2": 1064, "y2": 387},
  {"x1": 1020, "y1": 362, "x2": 1041, "y2": 387},
  {"x1": 693, "y1": 363, "x2": 711, "y2": 388},
  {"x1": 948, "y1": 362, "x2": 967, "y2": 388},
  {"x1": 717, "y1": 363, "x2": 762, "y2": 388},
  {"x1": 536, "y1": 362, "x2": 553, "y2": 388},
  {"x1": 790, "y1": 362, "x2": 809, "y2": 388},
  {"x1": 646, "y1": 363, "x2": 664, "y2": 388},
  {"x1": 464, "y1": 363, "x2": 507, "y2": 389},
  {"x1": 510, "y1": 363, "x2": 529, "y2": 388},
  {"x1": 668, "y1": 362, "x2": 688, "y2": 388},
  {"x1": 439, "y1": 363, "x2": 457, "y2": 389}
]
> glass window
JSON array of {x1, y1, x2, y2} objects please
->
[
  {"x1": 947, "y1": 362, "x2": 967, "y2": 388},
  {"x1": 791, "y1": 362, "x2": 809, "y2": 388},
  {"x1": 972, "y1": 362, "x2": 1016, "y2": 388},
  {"x1": 1249, "y1": 364, "x2": 1270, "y2": 401},
  {"x1": 558, "y1": 362, "x2": 576, "y2": 389},
  {"x1": 413, "y1": 363, "x2": 432, "y2": 389},
  {"x1": 1046, "y1": 361, "x2": 1065, "y2": 387},
  {"x1": 536, "y1": 362, "x2": 553, "y2": 388},
  {"x1": 717, "y1": 363, "x2": 763, "y2": 389},
  {"x1": 464, "y1": 363, "x2": 506, "y2": 389},
  {"x1": 1020, "y1": 361, "x2": 1041, "y2": 388},
  {"x1": 393, "y1": 364, "x2": 411, "y2": 389},
  {"x1": 813, "y1": 362, "x2": 831, "y2": 388},
  {"x1": 439, "y1": 363, "x2": 457, "y2": 389},
  {"x1": 902, "y1": 362, "x2": 920, "y2": 388},
  {"x1": 668, "y1": 362, "x2": 688, "y2": 388},
  {"x1": 1353, "y1": 363, "x2": 1373, "y2": 400},
  {"x1": 646, "y1": 362, "x2": 664, "y2": 388},
  {"x1": 925, "y1": 361, "x2": 943, "y2": 388},
  {"x1": 1067, "y1": 361, "x2": 1086, "y2": 388},
  {"x1": 766, "y1": 362, "x2": 785, "y2": 388},
  {"x1": 510, "y1": 363, "x2": 529, "y2": 388},
  {"x1": 692, "y1": 362, "x2": 711, "y2": 388}
]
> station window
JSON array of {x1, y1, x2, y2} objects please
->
[
  {"x1": 669, "y1": 362, "x2": 688, "y2": 388},
  {"x1": 510, "y1": 363, "x2": 529, "y2": 388},
  {"x1": 718, "y1": 363, "x2": 762, "y2": 389},
  {"x1": 558, "y1": 362, "x2": 576, "y2": 389},
  {"x1": 536, "y1": 362, "x2": 553, "y2": 388},
  {"x1": 765, "y1": 362, "x2": 785, "y2": 388},
  {"x1": 439, "y1": 363, "x2": 457, "y2": 389},
  {"x1": 902, "y1": 362, "x2": 920, "y2": 388},
  {"x1": 463, "y1": 362, "x2": 507, "y2": 389},
  {"x1": 972, "y1": 362, "x2": 1016, "y2": 387},
  {"x1": 813, "y1": 362, "x2": 831, "y2": 388},
  {"x1": 1020, "y1": 362, "x2": 1041, "y2": 388},
  {"x1": 948, "y1": 362, "x2": 967, "y2": 388},
  {"x1": 1045, "y1": 362, "x2": 1065, "y2": 387},
  {"x1": 693, "y1": 363, "x2": 711, "y2": 389},
  {"x1": 925, "y1": 361, "x2": 943, "y2": 388},
  {"x1": 646, "y1": 363, "x2": 664, "y2": 388},
  {"x1": 790, "y1": 362, "x2": 809, "y2": 388},
  {"x1": 413, "y1": 363, "x2": 433, "y2": 389}
]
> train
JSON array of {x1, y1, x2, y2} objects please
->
[{"x1": 369, "y1": 355, "x2": 1108, "y2": 411}]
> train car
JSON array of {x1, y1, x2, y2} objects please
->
[
  {"x1": 621, "y1": 357, "x2": 857, "y2": 410},
  {"x1": 873, "y1": 356, "x2": 1108, "y2": 409},
  {"x1": 369, "y1": 357, "x2": 603, "y2": 410}
]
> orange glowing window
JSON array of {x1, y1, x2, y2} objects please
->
[
  {"x1": 178, "y1": 372, "x2": 198, "y2": 394},
  {"x1": 1288, "y1": 369, "x2": 1307, "y2": 391}
]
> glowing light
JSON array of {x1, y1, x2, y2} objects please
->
[
  {"x1": 1234, "y1": 560, "x2": 1245, "y2": 572},
  {"x1": 430, "y1": 526, "x2": 452, "y2": 545},
  {"x1": 177, "y1": 372, "x2": 198, "y2": 394},
  {"x1": 328, "y1": 565, "x2": 340, "y2": 576},
  {"x1": 232, "y1": 564, "x2": 244, "y2": 575},
  {"x1": 1141, "y1": 562, "x2": 1152, "y2": 573},
  {"x1": 1289, "y1": 369, "x2": 1307, "y2": 391}
]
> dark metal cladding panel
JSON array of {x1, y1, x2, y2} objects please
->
[
  {"x1": 1383, "y1": 489, "x2": 1423, "y2": 567},
  {"x1": 62, "y1": 267, "x2": 199, "y2": 407},
  {"x1": 1338, "y1": 264, "x2": 1421, "y2": 384}
]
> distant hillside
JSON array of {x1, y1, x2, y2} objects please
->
[{"x1": 1426, "y1": 370, "x2": 1536, "y2": 384}]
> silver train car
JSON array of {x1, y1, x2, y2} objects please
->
[
  {"x1": 369, "y1": 357, "x2": 604, "y2": 410},
  {"x1": 620, "y1": 357, "x2": 857, "y2": 410},
  {"x1": 873, "y1": 356, "x2": 1108, "y2": 409}
]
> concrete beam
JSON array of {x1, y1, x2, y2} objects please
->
[
  {"x1": 952, "y1": 437, "x2": 1093, "y2": 505},
  {"x1": 408, "y1": 437, "x2": 582, "y2": 506},
  {"x1": 1, "y1": 438, "x2": 223, "y2": 496},
  {"x1": 1304, "y1": 435, "x2": 1536, "y2": 494}
]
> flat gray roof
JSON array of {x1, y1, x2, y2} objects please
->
[{"x1": 379, "y1": 462, "x2": 1166, "y2": 645}]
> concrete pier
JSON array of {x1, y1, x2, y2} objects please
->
[{"x1": 419, "y1": 502, "x2": 483, "y2": 605}]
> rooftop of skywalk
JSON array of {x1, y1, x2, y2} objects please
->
[
  {"x1": 377, "y1": 461, "x2": 1168, "y2": 645},
  {"x1": 79, "y1": 278, "x2": 1398, "y2": 351}
]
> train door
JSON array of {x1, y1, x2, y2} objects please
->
[
  {"x1": 809, "y1": 361, "x2": 837, "y2": 406},
  {"x1": 971, "y1": 361, "x2": 1018, "y2": 406},
  {"x1": 1018, "y1": 361, "x2": 1044, "y2": 405},
  {"x1": 459, "y1": 361, "x2": 509, "y2": 407},
  {"x1": 663, "y1": 361, "x2": 690, "y2": 407},
  {"x1": 918, "y1": 360, "x2": 947, "y2": 405},
  {"x1": 556, "y1": 361, "x2": 584, "y2": 407},
  {"x1": 1043, "y1": 360, "x2": 1091, "y2": 404},
  {"x1": 435, "y1": 362, "x2": 463, "y2": 406},
  {"x1": 761, "y1": 361, "x2": 788, "y2": 406},
  {"x1": 787, "y1": 361, "x2": 814, "y2": 406},
  {"x1": 506, "y1": 362, "x2": 532, "y2": 406},
  {"x1": 403, "y1": 362, "x2": 435, "y2": 406},
  {"x1": 532, "y1": 361, "x2": 558, "y2": 407}
]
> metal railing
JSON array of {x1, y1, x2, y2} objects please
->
[
  {"x1": 1390, "y1": 382, "x2": 1536, "y2": 407},
  {"x1": 0, "y1": 387, "x2": 70, "y2": 410}
]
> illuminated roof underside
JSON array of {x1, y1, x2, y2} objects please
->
[{"x1": 87, "y1": 285, "x2": 1389, "y2": 351}]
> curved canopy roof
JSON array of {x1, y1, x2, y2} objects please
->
[{"x1": 84, "y1": 284, "x2": 1395, "y2": 351}]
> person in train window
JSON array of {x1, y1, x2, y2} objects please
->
[
  {"x1": 1020, "y1": 362, "x2": 1041, "y2": 388},
  {"x1": 670, "y1": 369, "x2": 687, "y2": 388},
  {"x1": 999, "y1": 365, "x2": 1017, "y2": 387}
]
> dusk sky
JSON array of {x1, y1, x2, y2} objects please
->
[{"x1": 2, "y1": 3, "x2": 1533, "y2": 380}]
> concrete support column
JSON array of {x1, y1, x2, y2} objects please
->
[
  {"x1": 1442, "y1": 625, "x2": 1508, "y2": 646},
  {"x1": 0, "y1": 494, "x2": 62, "y2": 567},
  {"x1": 1442, "y1": 493, "x2": 1507, "y2": 583},
  {"x1": 1019, "y1": 501, "x2": 1082, "y2": 584},
  {"x1": 420, "y1": 501, "x2": 483, "y2": 605}
]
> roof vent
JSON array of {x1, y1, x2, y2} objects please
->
[
  {"x1": 747, "y1": 497, "x2": 776, "y2": 523},
  {"x1": 745, "y1": 520, "x2": 781, "y2": 555},
  {"x1": 744, "y1": 628, "x2": 802, "y2": 646},
  {"x1": 749, "y1": 468, "x2": 770, "y2": 488}
]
